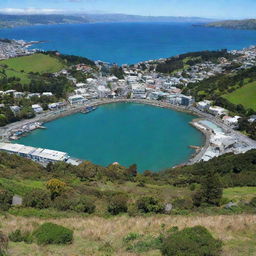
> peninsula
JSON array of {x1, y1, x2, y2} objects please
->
[{"x1": 205, "y1": 18, "x2": 256, "y2": 30}]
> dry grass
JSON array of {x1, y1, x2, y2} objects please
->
[{"x1": 1, "y1": 214, "x2": 256, "y2": 255}]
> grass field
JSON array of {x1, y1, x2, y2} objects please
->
[
  {"x1": 224, "y1": 81, "x2": 256, "y2": 110},
  {"x1": 0, "y1": 53, "x2": 66, "y2": 75},
  {"x1": 1, "y1": 214, "x2": 256, "y2": 256}
]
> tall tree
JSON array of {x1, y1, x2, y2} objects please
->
[{"x1": 193, "y1": 171, "x2": 223, "y2": 207}]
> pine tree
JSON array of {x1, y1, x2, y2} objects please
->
[{"x1": 193, "y1": 171, "x2": 223, "y2": 206}]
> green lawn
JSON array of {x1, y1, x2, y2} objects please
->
[
  {"x1": 0, "y1": 53, "x2": 66, "y2": 74},
  {"x1": 223, "y1": 81, "x2": 256, "y2": 110}
]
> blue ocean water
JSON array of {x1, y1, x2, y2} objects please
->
[
  {"x1": 0, "y1": 22, "x2": 255, "y2": 64},
  {"x1": 17, "y1": 103, "x2": 204, "y2": 172}
]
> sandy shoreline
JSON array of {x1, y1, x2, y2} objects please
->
[{"x1": 0, "y1": 98, "x2": 214, "y2": 166}]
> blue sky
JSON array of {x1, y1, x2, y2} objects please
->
[{"x1": 0, "y1": 0, "x2": 255, "y2": 19}]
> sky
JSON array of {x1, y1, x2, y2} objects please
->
[{"x1": 0, "y1": 0, "x2": 255, "y2": 19}]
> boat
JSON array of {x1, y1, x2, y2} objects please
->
[{"x1": 81, "y1": 106, "x2": 97, "y2": 114}]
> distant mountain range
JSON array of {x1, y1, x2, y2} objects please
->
[
  {"x1": 205, "y1": 19, "x2": 256, "y2": 30},
  {"x1": 0, "y1": 14, "x2": 89, "y2": 28},
  {"x1": 84, "y1": 14, "x2": 214, "y2": 23},
  {"x1": 0, "y1": 13, "x2": 214, "y2": 28}
]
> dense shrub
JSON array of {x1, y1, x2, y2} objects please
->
[
  {"x1": 53, "y1": 195, "x2": 74, "y2": 211},
  {"x1": 161, "y1": 226, "x2": 222, "y2": 256},
  {"x1": 70, "y1": 196, "x2": 96, "y2": 214},
  {"x1": 137, "y1": 196, "x2": 164, "y2": 213},
  {"x1": 0, "y1": 189, "x2": 13, "y2": 211},
  {"x1": 108, "y1": 194, "x2": 128, "y2": 215},
  {"x1": 0, "y1": 231, "x2": 8, "y2": 256},
  {"x1": 173, "y1": 198, "x2": 193, "y2": 210},
  {"x1": 8, "y1": 229, "x2": 32, "y2": 244},
  {"x1": 23, "y1": 189, "x2": 51, "y2": 209},
  {"x1": 54, "y1": 193, "x2": 96, "y2": 214},
  {"x1": 46, "y1": 179, "x2": 66, "y2": 199},
  {"x1": 33, "y1": 222, "x2": 73, "y2": 245}
]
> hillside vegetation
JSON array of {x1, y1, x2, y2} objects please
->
[
  {"x1": 155, "y1": 50, "x2": 233, "y2": 74},
  {"x1": 184, "y1": 66, "x2": 256, "y2": 115},
  {"x1": 0, "y1": 149, "x2": 256, "y2": 255},
  {"x1": 0, "y1": 149, "x2": 256, "y2": 218}
]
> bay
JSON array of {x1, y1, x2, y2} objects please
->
[{"x1": 17, "y1": 103, "x2": 204, "y2": 172}]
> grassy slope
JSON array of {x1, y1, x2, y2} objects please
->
[
  {"x1": 0, "y1": 54, "x2": 66, "y2": 84},
  {"x1": 1, "y1": 214, "x2": 256, "y2": 256},
  {"x1": 223, "y1": 81, "x2": 256, "y2": 110},
  {"x1": 0, "y1": 54, "x2": 66, "y2": 74},
  {"x1": 223, "y1": 187, "x2": 256, "y2": 202}
]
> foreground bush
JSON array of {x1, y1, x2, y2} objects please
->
[
  {"x1": 0, "y1": 189, "x2": 13, "y2": 211},
  {"x1": 137, "y1": 196, "x2": 164, "y2": 213},
  {"x1": 23, "y1": 189, "x2": 51, "y2": 209},
  {"x1": 161, "y1": 226, "x2": 222, "y2": 256},
  {"x1": 33, "y1": 222, "x2": 73, "y2": 245},
  {"x1": 0, "y1": 231, "x2": 8, "y2": 256},
  {"x1": 8, "y1": 229, "x2": 32, "y2": 244},
  {"x1": 108, "y1": 194, "x2": 128, "y2": 215}
]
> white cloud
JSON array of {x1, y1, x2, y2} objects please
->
[{"x1": 0, "y1": 8, "x2": 64, "y2": 15}]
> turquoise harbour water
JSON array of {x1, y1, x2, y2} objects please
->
[
  {"x1": 17, "y1": 103, "x2": 204, "y2": 172},
  {"x1": 0, "y1": 22, "x2": 256, "y2": 64}
]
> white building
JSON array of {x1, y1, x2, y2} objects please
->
[
  {"x1": 223, "y1": 116, "x2": 241, "y2": 128},
  {"x1": 97, "y1": 86, "x2": 111, "y2": 98},
  {"x1": 76, "y1": 82, "x2": 86, "y2": 88},
  {"x1": 68, "y1": 95, "x2": 87, "y2": 105},
  {"x1": 208, "y1": 106, "x2": 228, "y2": 116},
  {"x1": 197, "y1": 100, "x2": 212, "y2": 111},
  {"x1": 10, "y1": 105, "x2": 21, "y2": 114},
  {"x1": 32, "y1": 104, "x2": 43, "y2": 113},
  {"x1": 27, "y1": 93, "x2": 40, "y2": 98},
  {"x1": 0, "y1": 143, "x2": 69, "y2": 163},
  {"x1": 42, "y1": 92, "x2": 53, "y2": 97},
  {"x1": 14, "y1": 92, "x2": 25, "y2": 98},
  {"x1": 131, "y1": 84, "x2": 147, "y2": 99}
]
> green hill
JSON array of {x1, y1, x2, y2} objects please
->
[
  {"x1": 0, "y1": 53, "x2": 66, "y2": 74},
  {"x1": 0, "y1": 53, "x2": 67, "y2": 85}
]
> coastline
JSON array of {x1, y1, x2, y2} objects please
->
[
  {"x1": 2, "y1": 98, "x2": 255, "y2": 168},
  {"x1": 0, "y1": 98, "x2": 209, "y2": 167}
]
